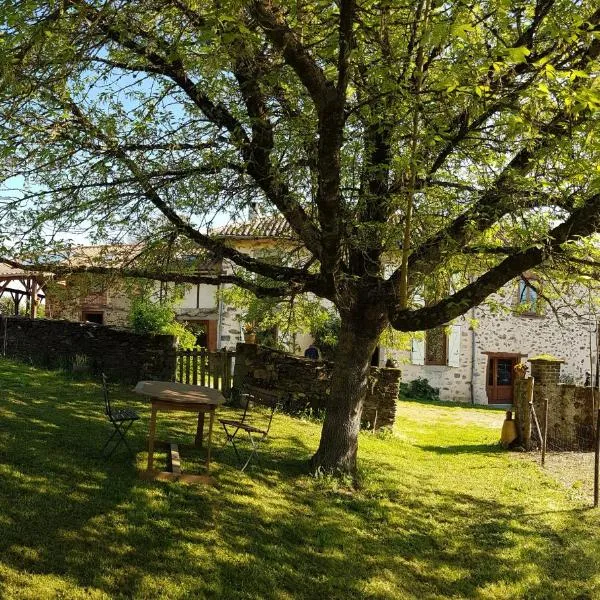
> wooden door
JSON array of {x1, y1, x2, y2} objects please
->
[{"x1": 486, "y1": 356, "x2": 517, "y2": 404}]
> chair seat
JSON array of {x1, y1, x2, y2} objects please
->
[
  {"x1": 111, "y1": 408, "x2": 140, "y2": 422},
  {"x1": 219, "y1": 418, "x2": 267, "y2": 435}
]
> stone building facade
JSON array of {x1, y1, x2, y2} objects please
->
[
  {"x1": 45, "y1": 278, "x2": 132, "y2": 327},
  {"x1": 390, "y1": 282, "x2": 598, "y2": 406}
]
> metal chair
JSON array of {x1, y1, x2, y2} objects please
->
[
  {"x1": 219, "y1": 387, "x2": 278, "y2": 471},
  {"x1": 100, "y1": 373, "x2": 140, "y2": 458}
]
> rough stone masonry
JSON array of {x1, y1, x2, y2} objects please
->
[
  {"x1": 233, "y1": 343, "x2": 400, "y2": 430},
  {"x1": 1, "y1": 316, "x2": 177, "y2": 384}
]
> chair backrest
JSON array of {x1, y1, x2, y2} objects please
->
[
  {"x1": 101, "y1": 373, "x2": 112, "y2": 418},
  {"x1": 239, "y1": 385, "x2": 279, "y2": 434}
]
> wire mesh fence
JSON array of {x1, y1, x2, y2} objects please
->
[{"x1": 529, "y1": 402, "x2": 600, "y2": 507}]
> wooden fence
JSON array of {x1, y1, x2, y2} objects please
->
[{"x1": 175, "y1": 348, "x2": 235, "y2": 395}]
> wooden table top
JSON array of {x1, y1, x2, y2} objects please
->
[{"x1": 133, "y1": 381, "x2": 226, "y2": 406}]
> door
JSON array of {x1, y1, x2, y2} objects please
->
[{"x1": 486, "y1": 356, "x2": 517, "y2": 404}]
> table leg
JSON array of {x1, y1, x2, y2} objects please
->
[
  {"x1": 195, "y1": 412, "x2": 205, "y2": 448},
  {"x1": 207, "y1": 409, "x2": 214, "y2": 472},
  {"x1": 147, "y1": 404, "x2": 158, "y2": 471}
]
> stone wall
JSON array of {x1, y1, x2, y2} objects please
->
[
  {"x1": 514, "y1": 357, "x2": 596, "y2": 450},
  {"x1": 45, "y1": 277, "x2": 131, "y2": 327},
  {"x1": 233, "y1": 343, "x2": 399, "y2": 430},
  {"x1": 1, "y1": 316, "x2": 177, "y2": 384}
]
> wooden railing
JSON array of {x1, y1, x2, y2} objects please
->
[{"x1": 175, "y1": 348, "x2": 235, "y2": 395}]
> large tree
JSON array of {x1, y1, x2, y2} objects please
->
[{"x1": 1, "y1": 0, "x2": 600, "y2": 474}]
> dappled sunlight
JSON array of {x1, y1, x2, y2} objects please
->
[{"x1": 0, "y1": 358, "x2": 599, "y2": 598}]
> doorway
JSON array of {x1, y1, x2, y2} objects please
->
[{"x1": 486, "y1": 354, "x2": 518, "y2": 404}]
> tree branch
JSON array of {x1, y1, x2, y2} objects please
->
[
  {"x1": 69, "y1": 0, "x2": 325, "y2": 260},
  {"x1": 0, "y1": 258, "x2": 299, "y2": 298},
  {"x1": 50, "y1": 92, "x2": 327, "y2": 292},
  {"x1": 389, "y1": 192, "x2": 600, "y2": 330},
  {"x1": 249, "y1": 0, "x2": 332, "y2": 113}
]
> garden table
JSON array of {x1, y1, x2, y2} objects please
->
[{"x1": 134, "y1": 380, "x2": 225, "y2": 483}]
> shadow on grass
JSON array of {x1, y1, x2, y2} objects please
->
[
  {"x1": 0, "y1": 358, "x2": 599, "y2": 599},
  {"x1": 417, "y1": 443, "x2": 505, "y2": 455}
]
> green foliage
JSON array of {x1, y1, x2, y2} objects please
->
[
  {"x1": 221, "y1": 283, "x2": 333, "y2": 351},
  {"x1": 0, "y1": 297, "x2": 19, "y2": 316},
  {"x1": 129, "y1": 297, "x2": 174, "y2": 334},
  {"x1": 399, "y1": 377, "x2": 440, "y2": 401},
  {"x1": 128, "y1": 297, "x2": 196, "y2": 349},
  {"x1": 312, "y1": 310, "x2": 340, "y2": 360},
  {"x1": 162, "y1": 321, "x2": 197, "y2": 350}
]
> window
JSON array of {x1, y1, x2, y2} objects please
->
[
  {"x1": 518, "y1": 277, "x2": 540, "y2": 315},
  {"x1": 425, "y1": 328, "x2": 447, "y2": 365},
  {"x1": 411, "y1": 325, "x2": 461, "y2": 367}
]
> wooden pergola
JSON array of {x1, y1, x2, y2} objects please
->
[{"x1": 0, "y1": 264, "x2": 46, "y2": 318}]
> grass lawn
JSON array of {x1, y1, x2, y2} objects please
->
[{"x1": 1, "y1": 358, "x2": 599, "y2": 599}]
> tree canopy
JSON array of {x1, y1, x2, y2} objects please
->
[{"x1": 1, "y1": 0, "x2": 600, "y2": 472}]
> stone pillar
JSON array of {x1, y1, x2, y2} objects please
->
[{"x1": 528, "y1": 356, "x2": 564, "y2": 386}]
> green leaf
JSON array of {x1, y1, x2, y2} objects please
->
[
  {"x1": 451, "y1": 22, "x2": 476, "y2": 40},
  {"x1": 505, "y1": 46, "x2": 531, "y2": 64}
]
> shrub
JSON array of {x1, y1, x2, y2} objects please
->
[
  {"x1": 312, "y1": 311, "x2": 340, "y2": 360},
  {"x1": 399, "y1": 377, "x2": 440, "y2": 401},
  {"x1": 128, "y1": 298, "x2": 196, "y2": 349}
]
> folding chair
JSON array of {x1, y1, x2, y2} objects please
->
[
  {"x1": 100, "y1": 373, "x2": 140, "y2": 458},
  {"x1": 219, "y1": 387, "x2": 278, "y2": 471}
]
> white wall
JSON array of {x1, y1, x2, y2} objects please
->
[{"x1": 179, "y1": 284, "x2": 218, "y2": 310}]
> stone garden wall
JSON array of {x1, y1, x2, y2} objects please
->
[
  {"x1": 233, "y1": 343, "x2": 400, "y2": 430},
  {"x1": 514, "y1": 357, "x2": 596, "y2": 450},
  {"x1": 1, "y1": 316, "x2": 177, "y2": 384}
]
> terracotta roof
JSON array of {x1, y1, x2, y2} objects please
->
[
  {"x1": 61, "y1": 244, "x2": 223, "y2": 274},
  {"x1": 218, "y1": 215, "x2": 294, "y2": 239},
  {"x1": 63, "y1": 244, "x2": 144, "y2": 267},
  {"x1": 0, "y1": 264, "x2": 45, "y2": 279}
]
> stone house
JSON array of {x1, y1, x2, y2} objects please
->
[
  {"x1": 392, "y1": 283, "x2": 598, "y2": 406},
  {"x1": 43, "y1": 218, "x2": 599, "y2": 405},
  {"x1": 44, "y1": 219, "x2": 313, "y2": 353}
]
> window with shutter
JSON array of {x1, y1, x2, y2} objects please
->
[
  {"x1": 447, "y1": 325, "x2": 461, "y2": 367},
  {"x1": 411, "y1": 336, "x2": 425, "y2": 365},
  {"x1": 425, "y1": 328, "x2": 447, "y2": 365}
]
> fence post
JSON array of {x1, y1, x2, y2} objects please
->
[
  {"x1": 200, "y1": 347, "x2": 206, "y2": 386},
  {"x1": 223, "y1": 350, "x2": 230, "y2": 395},
  {"x1": 192, "y1": 348, "x2": 198, "y2": 386},
  {"x1": 595, "y1": 408, "x2": 600, "y2": 508},
  {"x1": 542, "y1": 398, "x2": 548, "y2": 467},
  {"x1": 524, "y1": 377, "x2": 534, "y2": 450}
]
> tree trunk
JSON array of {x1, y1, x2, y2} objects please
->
[{"x1": 311, "y1": 313, "x2": 384, "y2": 475}]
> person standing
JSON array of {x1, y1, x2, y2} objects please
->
[{"x1": 304, "y1": 344, "x2": 320, "y2": 360}]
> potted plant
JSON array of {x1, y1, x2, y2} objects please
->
[{"x1": 244, "y1": 323, "x2": 257, "y2": 344}]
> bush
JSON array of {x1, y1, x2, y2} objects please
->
[
  {"x1": 128, "y1": 298, "x2": 196, "y2": 349},
  {"x1": 399, "y1": 377, "x2": 440, "y2": 401},
  {"x1": 129, "y1": 298, "x2": 173, "y2": 334},
  {"x1": 312, "y1": 311, "x2": 340, "y2": 360}
]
